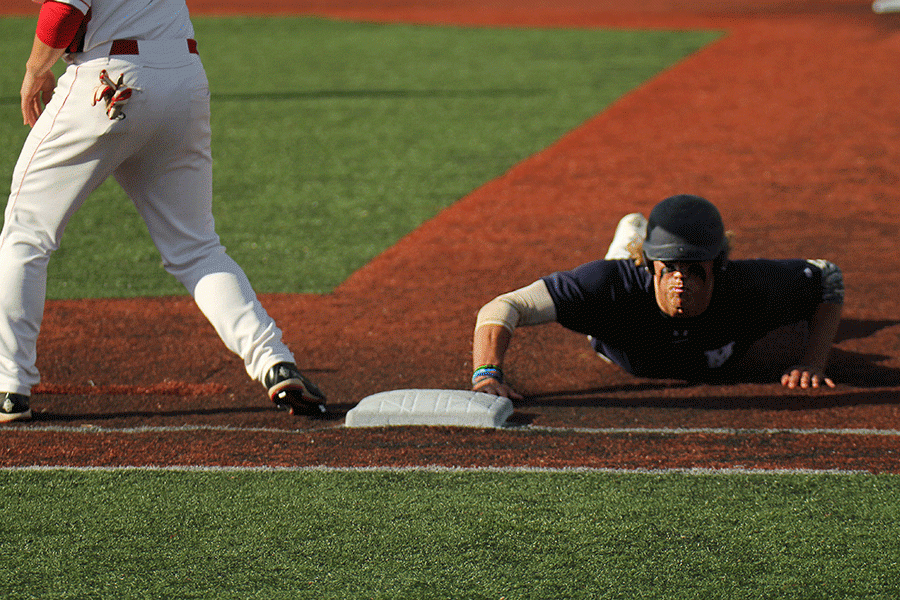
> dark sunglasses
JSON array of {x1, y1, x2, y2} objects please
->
[{"x1": 657, "y1": 261, "x2": 709, "y2": 280}]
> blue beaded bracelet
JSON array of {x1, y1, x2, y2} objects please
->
[{"x1": 472, "y1": 365, "x2": 503, "y2": 386}]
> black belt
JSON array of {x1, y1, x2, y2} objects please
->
[{"x1": 109, "y1": 39, "x2": 199, "y2": 55}]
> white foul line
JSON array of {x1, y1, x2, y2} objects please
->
[
  {"x1": 0, "y1": 464, "x2": 871, "y2": 475},
  {"x1": 3, "y1": 423, "x2": 900, "y2": 436}
]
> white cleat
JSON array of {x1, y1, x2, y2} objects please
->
[
  {"x1": 873, "y1": 0, "x2": 900, "y2": 13},
  {"x1": 605, "y1": 213, "x2": 648, "y2": 260}
]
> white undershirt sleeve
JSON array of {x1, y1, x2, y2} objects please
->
[{"x1": 475, "y1": 279, "x2": 557, "y2": 333}]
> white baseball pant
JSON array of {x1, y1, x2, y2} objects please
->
[{"x1": 0, "y1": 40, "x2": 294, "y2": 396}]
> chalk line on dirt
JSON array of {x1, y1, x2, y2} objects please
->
[
  {"x1": 5, "y1": 424, "x2": 900, "y2": 437},
  {"x1": 0, "y1": 465, "x2": 870, "y2": 475}
]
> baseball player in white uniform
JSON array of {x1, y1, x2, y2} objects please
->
[{"x1": 0, "y1": 0, "x2": 327, "y2": 421}]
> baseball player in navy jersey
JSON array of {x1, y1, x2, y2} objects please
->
[
  {"x1": 0, "y1": 0, "x2": 326, "y2": 422},
  {"x1": 471, "y1": 195, "x2": 845, "y2": 399}
]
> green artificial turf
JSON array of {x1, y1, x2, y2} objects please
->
[
  {"x1": 0, "y1": 469, "x2": 898, "y2": 599},
  {"x1": 0, "y1": 17, "x2": 720, "y2": 297}
]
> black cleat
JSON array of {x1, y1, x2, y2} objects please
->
[
  {"x1": 264, "y1": 362, "x2": 327, "y2": 417},
  {"x1": 0, "y1": 392, "x2": 32, "y2": 423}
]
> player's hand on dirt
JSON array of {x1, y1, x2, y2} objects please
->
[
  {"x1": 21, "y1": 69, "x2": 56, "y2": 127},
  {"x1": 781, "y1": 366, "x2": 835, "y2": 389},
  {"x1": 473, "y1": 377, "x2": 523, "y2": 400}
]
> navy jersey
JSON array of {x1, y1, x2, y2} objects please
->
[{"x1": 542, "y1": 259, "x2": 826, "y2": 379}]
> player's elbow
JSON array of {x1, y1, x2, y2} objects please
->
[{"x1": 807, "y1": 259, "x2": 844, "y2": 304}]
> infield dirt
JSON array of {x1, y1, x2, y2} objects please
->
[{"x1": 3, "y1": 0, "x2": 900, "y2": 471}]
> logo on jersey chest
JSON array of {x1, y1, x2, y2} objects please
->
[
  {"x1": 705, "y1": 341, "x2": 735, "y2": 368},
  {"x1": 670, "y1": 329, "x2": 735, "y2": 368}
]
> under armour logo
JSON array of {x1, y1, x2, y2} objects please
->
[{"x1": 705, "y1": 341, "x2": 735, "y2": 368}]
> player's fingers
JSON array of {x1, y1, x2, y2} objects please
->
[
  {"x1": 495, "y1": 385, "x2": 522, "y2": 400},
  {"x1": 41, "y1": 72, "x2": 56, "y2": 105},
  {"x1": 784, "y1": 371, "x2": 800, "y2": 389},
  {"x1": 28, "y1": 103, "x2": 41, "y2": 126},
  {"x1": 22, "y1": 101, "x2": 37, "y2": 127},
  {"x1": 810, "y1": 373, "x2": 836, "y2": 389},
  {"x1": 21, "y1": 89, "x2": 42, "y2": 126},
  {"x1": 21, "y1": 85, "x2": 35, "y2": 126},
  {"x1": 473, "y1": 378, "x2": 502, "y2": 396},
  {"x1": 504, "y1": 385, "x2": 524, "y2": 401},
  {"x1": 782, "y1": 367, "x2": 834, "y2": 390},
  {"x1": 473, "y1": 379, "x2": 522, "y2": 400},
  {"x1": 781, "y1": 369, "x2": 799, "y2": 388}
]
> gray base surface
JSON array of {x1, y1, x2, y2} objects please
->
[{"x1": 345, "y1": 389, "x2": 514, "y2": 428}]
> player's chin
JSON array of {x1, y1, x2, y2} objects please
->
[
  {"x1": 670, "y1": 290, "x2": 708, "y2": 317},
  {"x1": 670, "y1": 294, "x2": 702, "y2": 317}
]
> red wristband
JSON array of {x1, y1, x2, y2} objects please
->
[{"x1": 36, "y1": 1, "x2": 85, "y2": 49}]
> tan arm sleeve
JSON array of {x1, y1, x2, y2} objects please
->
[{"x1": 475, "y1": 279, "x2": 557, "y2": 333}]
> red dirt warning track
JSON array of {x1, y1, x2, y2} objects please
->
[{"x1": 2, "y1": 0, "x2": 900, "y2": 472}]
